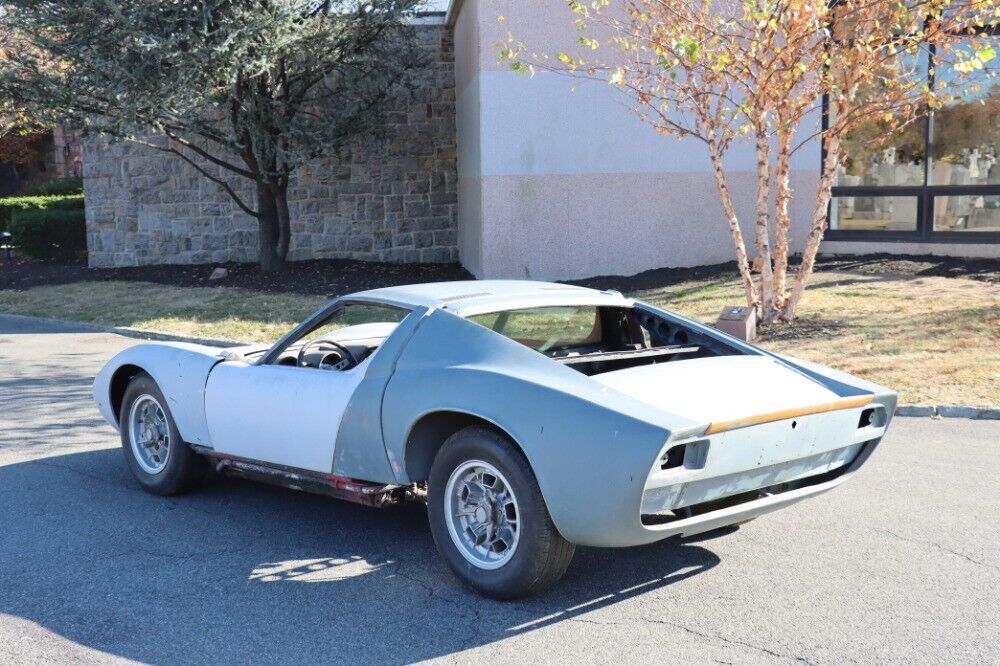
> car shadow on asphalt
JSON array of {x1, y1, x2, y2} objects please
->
[{"x1": 0, "y1": 448, "x2": 726, "y2": 664}]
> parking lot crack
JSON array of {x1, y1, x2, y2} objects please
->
[
  {"x1": 875, "y1": 528, "x2": 997, "y2": 570},
  {"x1": 460, "y1": 608, "x2": 486, "y2": 650},
  {"x1": 628, "y1": 617, "x2": 817, "y2": 665},
  {"x1": 567, "y1": 617, "x2": 620, "y2": 626},
  {"x1": 391, "y1": 562, "x2": 482, "y2": 609},
  {"x1": 390, "y1": 561, "x2": 437, "y2": 597},
  {"x1": 387, "y1": 563, "x2": 486, "y2": 649}
]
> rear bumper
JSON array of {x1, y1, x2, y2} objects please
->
[
  {"x1": 640, "y1": 438, "x2": 878, "y2": 539},
  {"x1": 564, "y1": 435, "x2": 882, "y2": 548},
  {"x1": 558, "y1": 391, "x2": 893, "y2": 548}
]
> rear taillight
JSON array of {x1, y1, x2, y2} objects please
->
[{"x1": 660, "y1": 439, "x2": 709, "y2": 470}]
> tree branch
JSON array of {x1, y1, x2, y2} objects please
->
[
  {"x1": 162, "y1": 128, "x2": 258, "y2": 180},
  {"x1": 127, "y1": 136, "x2": 260, "y2": 218}
]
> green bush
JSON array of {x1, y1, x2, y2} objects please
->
[
  {"x1": 21, "y1": 178, "x2": 84, "y2": 197},
  {"x1": 0, "y1": 193, "x2": 85, "y2": 232},
  {"x1": 9, "y1": 208, "x2": 87, "y2": 261}
]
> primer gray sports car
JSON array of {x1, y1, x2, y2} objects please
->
[{"x1": 93, "y1": 280, "x2": 896, "y2": 598}]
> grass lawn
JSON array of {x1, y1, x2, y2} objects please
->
[
  {"x1": 0, "y1": 281, "x2": 325, "y2": 343},
  {"x1": 634, "y1": 272, "x2": 999, "y2": 408},
  {"x1": 1, "y1": 271, "x2": 997, "y2": 406}
]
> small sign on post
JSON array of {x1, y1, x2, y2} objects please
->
[{"x1": 715, "y1": 305, "x2": 756, "y2": 341}]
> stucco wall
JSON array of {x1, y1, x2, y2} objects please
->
[
  {"x1": 452, "y1": 0, "x2": 1000, "y2": 277},
  {"x1": 454, "y1": 0, "x2": 820, "y2": 280},
  {"x1": 84, "y1": 24, "x2": 458, "y2": 268},
  {"x1": 453, "y1": 0, "x2": 485, "y2": 276}
]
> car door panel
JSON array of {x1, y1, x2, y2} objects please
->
[
  {"x1": 329, "y1": 306, "x2": 429, "y2": 483},
  {"x1": 204, "y1": 359, "x2": 372, "y2": 473}
]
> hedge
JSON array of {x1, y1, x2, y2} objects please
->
[
  {"x1": 21, "y1": 178, "x2": 84, "y2": 197},
  {"x1": 9, "y1": 208, "x2": 87, "y2": 261},
  {"x1": 0, "y1": 193, "x2": 85, "y2": 233}
]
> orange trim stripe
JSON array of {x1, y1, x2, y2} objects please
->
[{"x1": 705, "y1": 395, "x2": 874, "y2": 435}]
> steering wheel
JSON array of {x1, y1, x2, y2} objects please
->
[{"x1": 297, "y1": 339, "x2": 359, "y2": 371}]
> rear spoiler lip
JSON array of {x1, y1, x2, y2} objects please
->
[{"x1": 703, "y1": 394, "x2": 875, "y2": 435}]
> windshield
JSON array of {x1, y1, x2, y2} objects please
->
[
  {"x1": 299, "y1": 303, "x2": 409, "y2": 347},
  {"x1": 259, "y1": 300, "x2": 410, "y2": 366}
]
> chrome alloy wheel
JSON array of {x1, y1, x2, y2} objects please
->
[
  {"x1": 128, "y1": 394, "x2": 171, "y2": 474},
  {"x1": 444, "y1": 460, "x2": 521, "y2": 570}
]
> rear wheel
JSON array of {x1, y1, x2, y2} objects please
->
[
  {"x1": 119, "y1": 372, "x2": 205, "y2": 495},
  {"x1": 427, "y1": 426, "x2": 575, "y2": 599}
]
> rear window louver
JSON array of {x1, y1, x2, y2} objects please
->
[{"x1": 440, "y1": 292, "x2": 493, "y2": 302}]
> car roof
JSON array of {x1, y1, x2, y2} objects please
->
[{"x1": 350, "y1": 280, "x2": 633, "y2": 316}]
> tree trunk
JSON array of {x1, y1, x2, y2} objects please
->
[
  {"x1": 256, "y1": 182, "x2": 283, "y2": 273},
  {"x1": 754, "y1": 129, "x2": 776, "y2": 323},
  {"x1": 782, "y1": 136, "x2": 842, "y2": 319},
  {"x1": 772, "y1": 128, "x2": 794, "y2": 312},
  {"x1": 272, "y1": 180, "x2": 292, "y2": 266},
  {"x1": 708, "y1": 138, "x2": 758, "y2": 310}
]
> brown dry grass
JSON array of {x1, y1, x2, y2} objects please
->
[
  {"x1": 639, "y1": 271, "x2": 1000, "y2": 407},
  {"x1": 1, "y1": 271, "x2": 997, "y2": 406},
  {"x1": 0, "y1": 281, "x2": 324, "y2": 343}
]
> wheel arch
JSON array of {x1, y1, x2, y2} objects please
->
[
  {"x1": 109, "y1": 364, "x2": 146, "y2": 427},
  {"x1": 403, "y1": 409, "x2": 528, "y2": 483},
  {"x1": 93, "y1": 343, "x2": 220, "y2": 446}
]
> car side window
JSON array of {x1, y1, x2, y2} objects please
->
[{"x1": 469, "y1": 306, "x2": 602, "y2": 353}]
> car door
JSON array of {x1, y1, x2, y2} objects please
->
[{"x1": 203, "y1": 357, "x2": 373, "y2": 473}]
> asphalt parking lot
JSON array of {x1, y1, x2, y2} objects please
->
[{"x1": 1, "y1": 314, "x2": 997, "y2": 665}]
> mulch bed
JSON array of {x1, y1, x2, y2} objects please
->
[
  {"x1": 757, "y1": 317, "x2": 850, "y2": 343},
  {"x1": 572, "y1": 253, "x2": 1000, "y2": 292},
  {"x1": 1, "y1": 252, "x2": 997, "y2": 296},
  {"x1": 814, "y1": 254, "x2": 1000, "y2": 283},
  {"x1": 0, "y1": 257, "x2": 472, "y2": 296}
]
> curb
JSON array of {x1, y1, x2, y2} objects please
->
[
  {"x1": 0, "y1": 313, "x2": 246, "y2": 348},
  {"x1": 2, "y1": 313, "x2": 998, "y2": 420},
  {"x1": 895, "y1": 404, "x2": 1000, "y2": 420}
]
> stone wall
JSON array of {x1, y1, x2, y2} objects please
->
[{"x1": 84, "y1": 25, "x2": 458, "y2": 268}]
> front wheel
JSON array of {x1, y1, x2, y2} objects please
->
[
  {"x1": 119, "y1": 372, "x2": 206, "y2": 496},
  {"x1": 427, "y1": 426, "x2": 575, "y2": 599}
]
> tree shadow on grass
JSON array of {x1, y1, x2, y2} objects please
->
[{"x1": 0, "y1": 447, "x2": 725, "y2": 665}]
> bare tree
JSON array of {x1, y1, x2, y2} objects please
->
[{"x1": 501, "y1": 0, "x2": 997, "y2": 322}]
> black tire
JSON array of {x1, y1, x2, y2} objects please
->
[
  {"x1": 119, "y1": 372, "x2": 206, "y2": 496},
  {"x1": 427, "y1": 425, "x2": 575, "y2": 599}
]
